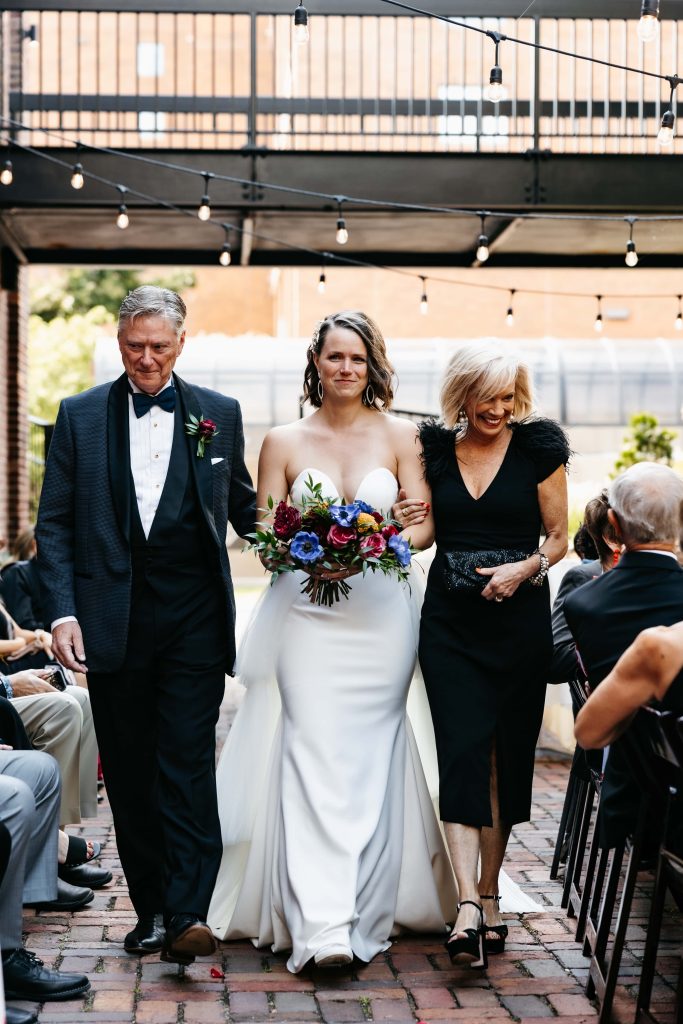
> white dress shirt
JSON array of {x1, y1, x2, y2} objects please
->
[{"x1": 128, "y1": 376, "x2": 175, "y2": 538}]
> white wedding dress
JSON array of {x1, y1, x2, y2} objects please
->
[{"x1": 208, "y1": 467, "x2": 541, "y2": 973}]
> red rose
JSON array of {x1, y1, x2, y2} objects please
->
[
  {"x1": 327, "y1": 524, "x2": 356, "y2": 549},
  {"x1": 199, "y1": 418, "x2": 217, "y2": 438},
  {"x1": 372, "y1": 511, "x2": 384, "y2": 524},
  {"x1": 360, "y1": 533, "x2": 387, "y2": 558},
  {"x1": 273, "y1": 501, "x2": 302, "y2": 540},
  {"x1": 382, "y1": 524, "x2": 399, "y2": 539},
  {"x1": 302, "y1": 511, "x2": 329, "y2": 542}
]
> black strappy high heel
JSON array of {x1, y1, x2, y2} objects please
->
[
  {"x1": 445, "y1": 900, "x2": 488, "y2": 969},
  {"x1": 480, "y1": 894, "x2": 508, "y2": 954}
]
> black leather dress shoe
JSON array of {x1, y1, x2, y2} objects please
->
[
  {"x1": 2, "y1": 948, "x2": 90, "y2": 1001},
  {"x1": 124, "y1": 914, "x2": 165, "y2": 955},
  {"x1": 161, "y1": 914, "x2": 217, "y2": 965},
  {"x1": 25, "y1": 878, "x2": 94, "y2": 911},
  {"x1": 6, "y1": 1006, "x2": 39, "y2": 1024},
  {"x1": 58, "y1": 862, "x2": 113, "y2": 889}
]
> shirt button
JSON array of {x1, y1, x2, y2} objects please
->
[
  {"x1": 154, "y1": 453, "x2": 160, "y2": 459},
  {"x1": 153, "y1": 422, "x2": 158, "y2": 428},
  {"x1": 156, "y1": 484, "x2": 160, "y2": 489}
]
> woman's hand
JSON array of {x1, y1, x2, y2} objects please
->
[
  {"x1": 0, "y1": 637, "x2": 27, "y2": 656},
  {"x1": 34, "y1": 629, "x2": 53, "y2": 658},
  {"x1": 307, "y1": 564, "x2": 361, "y2": 582},
  {"x1": 391, "y1": 487, "x2": 430, "y2": 528},
  {"x1": 477, "y1": 559, "x2": 535, "y2": 602}
]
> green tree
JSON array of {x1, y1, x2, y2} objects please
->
[
  {"x1": 31, "y1": 268, "x2": 196, "y2": 322},
  {"x1": 613, "y1": 412, "x2": 677, "y2": 474}
]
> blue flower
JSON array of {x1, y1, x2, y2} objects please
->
[
  {"x1": 329, "y1": 504, "x2": 360, "y2": 527},
  {"x1": 354, "y1": 499, "x2": 375, "y2": 515},
  {"x1": 388, "y1": 534, "x2": 412, "y2": 567},
  {"x1": 290, "y1": 531, "x2": 325, "y2": 564}
]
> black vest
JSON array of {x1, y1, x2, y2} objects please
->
[{"x1": 129, "y1": 406, "x2": 213, "y2": 586}]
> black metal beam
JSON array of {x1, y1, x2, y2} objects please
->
[
  {"x1": 6, "y1": 1, "x2": 683, "y2": 17},
  {"x1": 20, "y1": 247, "x2": 683, "y2": 269}
]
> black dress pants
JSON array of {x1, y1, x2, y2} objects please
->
[{"x1": 89, "y1": 569, "x2": 229, "y2": 921}]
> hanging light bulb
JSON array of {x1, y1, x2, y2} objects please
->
[
  {"x1": 594, "y1": 295, "x2": 603, "y2": 333},
  {"x1": 676, "y1": 297, "x2": 683, "y2": 331},
  {"x1": 638, "y1": 0, "x2": 660, "y2": 43},
  {"x1": 485, "y1": 65, "x2": 506, "y2": 104},
  {"x1": 317, "y1": 269, "x2": 326, "y2": 294},
  {"x1": 476, "y1": 215, "x2": 490, "y2": 263},
  {"x1": 625, "y1": 220, "x2": 638, "y2": 267},
  {"x1": 116, "y1": 204, "x2": 129, "y2": 229},
  {"x1": 70, "y1": 162, "x2": 84, "y2": 189},
  {"x1": 335, "y1": 198, "x2": 348, "y2": 244},
  {"x1": 420, "y1": 278, "x2": 429, "y2": 315},
  {"x1": 219, "y1": 243, "x2": 232, "y2": 267},
  {"x1": 293, "y1": 3, "x2": 309, "y2": 44},
  {"x1": 506, "y1": 290, "x2": 516, "y2": 327},
  {"x1": 198, "y1": 173, "x2": 212, "y2": 221},
  {"x1": 658, "y1": 109, "x2": 675, "y2": 146},
  {"x1": 0, "y1": 160, "x2": 13, "y2": 186}
]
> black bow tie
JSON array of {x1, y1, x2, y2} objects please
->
[{"x1": 131, "y1": 386, "x2": 176, "y2": 418}]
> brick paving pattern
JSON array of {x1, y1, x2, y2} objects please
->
[{"x1": 11, "y1": 691, "x2": 680, "y2": 1024}]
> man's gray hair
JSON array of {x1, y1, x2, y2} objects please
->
[
  {"x1": 118, "y1": 286, "x2": 187, "y2": 336},
  {"x1": 608, "y1": 462, "x2": 683, "y2": 546}
]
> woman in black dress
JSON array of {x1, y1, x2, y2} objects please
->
[{"x1": 396, "y1": 341, "x2": 569, "y2": 967}]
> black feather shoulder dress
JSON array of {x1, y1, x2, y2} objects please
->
[{"x1": 418, "y1": 418, "x2": 570, "y2": 827}]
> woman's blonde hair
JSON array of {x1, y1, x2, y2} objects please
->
[{"x1": 440, "y1": 341, "x2": 534, "y2": 429}]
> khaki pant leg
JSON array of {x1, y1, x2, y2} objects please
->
[
  {"x1": 12, "y1": 692, "x2": 83, "y2": 827},
  {"x1": 67, "y1": 686, "x2": 98, "y2": 819}
]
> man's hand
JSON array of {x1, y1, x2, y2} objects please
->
[
  {"x1": 52, "y1": 621, "x2": 88, "y2": 673},
  {"x1": 7, "y1": 670, "x2": 55, "y2": 697}
]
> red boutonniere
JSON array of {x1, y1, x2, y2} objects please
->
[{"x1": 185, "y1": 413, "x2": 219, "y2": 458}]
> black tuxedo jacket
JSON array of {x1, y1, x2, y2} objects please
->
[
  {"x1": 563, "y1": 550, "x2": 683, "y2": 689},
  {"x1": 549, "y1": 559, "x2": 601, "y2": 685},
  {"x1": 36, "y1": 373, "x2": 256, "y2": 673}
]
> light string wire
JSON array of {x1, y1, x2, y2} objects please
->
[
  {"x1": 2, "y1": 132, "x2": 683, "y2": 308},
  {"x1": 2, "y1": 113, "x2": 683, "y2": 228}
]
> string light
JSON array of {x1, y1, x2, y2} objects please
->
[
  {"x1": 317, "y1": 267, "x2": 326, "y2": 294},
  {"x1": 293, "y1": 4, "x2": 309, "y2": 44},
  {"x1": 658, "y1": 108, "x2": 675, "y2": 146},
  {"x1": 198, "y1": 172, "x2": 212, "y2": 221},
  {"x1": 594, "y1": 295, "x2": 604, "y2": 333},
  {"x1": 114, "y1": 186, "x2": 129, "y2": 229},
  {"x1": 419, "y1": 277, "x2": 429, "y2": 315},
  {"x1": 335, "y1": 198, "x2": 349, "y2": 245},
  {"x1": 218, "y1": 224, "x2": 232, "y2": 266},
  {"x1": 70, "y1": 162, "x2": 84, "y2": 189},
  {"x1": 506, "y1": 289, "x2": 516, "y2": 326},
  {"x1": 485, "y1": 34, "x2": 506, "y2": 104},
  {"x1": 625, "y1": 218, "x2": 639, "y2": 267},
  {"x1": 0, "y1": 160, "x2": 12, "y2": 185},
  {"x1": 476, "y1": 214, "x2": 490, "y2": 263},
  {"x1": 676, "y1": 296, "x2": 683, "y2": 331},
  {"x1": 638, "y1": 0, "x2": 660, "y2": 43}
]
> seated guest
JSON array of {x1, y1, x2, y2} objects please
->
[
  {"x1": 0, "y1": 743, "x2": 91, "y2": 1008},
  {"x1": 0, "y1": 669, "x2": 98, "y2": 829},
  {"x1": 575, "y1": 621, "x2": 683, "y2": 749},
  {"x1": 1, "y1": 527, "x2": 43, "y2": 631},
  {"x1": 573, "y1": 524, "x2": 599, "y2": 564},
  {"x1": 0, "y1": 596, "x2": 53, "y2": 674},
  {"x1": 564, "y1": 462, "x2": 683, "y2": 848}
]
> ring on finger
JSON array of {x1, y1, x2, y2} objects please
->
[{"x1": 494, "y1": 595, "x2": 504, "y2": 603}]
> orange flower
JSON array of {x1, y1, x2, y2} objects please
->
[{"x1": 356, "y1": 512, "x2": 380, "y2": 534}]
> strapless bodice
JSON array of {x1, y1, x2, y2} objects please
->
[{"x1": 289, "y1": 467, "x2": 399, "y2": 517}]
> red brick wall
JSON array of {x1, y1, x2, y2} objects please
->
[
  {"x1": 0, "y1": 251, "x2": 29, "y2": 545},
  {"x1": 0, "y1": 286, "x2": 7, "y2": 547}
]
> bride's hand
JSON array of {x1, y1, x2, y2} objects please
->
[
  {"x1": 392, "y1": 487, "x2": 430, "y2": 528},
  {"x1": 307, "y1": 564, "x2": 361, "y2": 582}
]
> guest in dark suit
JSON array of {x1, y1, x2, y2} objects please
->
[
  {"x1": 36, "y1": 286, "x2": 256, "y2": 964},
  {"x1": 564, "y1": 462, "x2": 683, "y2": 848}
]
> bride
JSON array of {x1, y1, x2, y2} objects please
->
[{"x1": 208, "y1": 311, "x2": 537, "y2": 972}]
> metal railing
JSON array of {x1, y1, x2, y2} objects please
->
[
  {"x1": 28, "y1": 415, "x2": 53, "y2": 517},
  {"x1": 6, "y1": 8, "x2": 682, "y2": 154}
]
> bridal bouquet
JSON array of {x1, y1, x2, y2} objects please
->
[{"x1": 249, "y1": 475, "x2": 414, "y2": 606}]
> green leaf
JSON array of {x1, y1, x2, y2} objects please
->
[{"x1": 267, "y1": 495, "x2": 274, "y2": 510}]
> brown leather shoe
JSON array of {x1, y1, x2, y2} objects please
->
[{"x1": 160, "y1": 915, "x2": 217, "y2": 965}]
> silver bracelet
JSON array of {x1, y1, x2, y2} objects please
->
[{"x1": 528, "y1": 549, "x2": 550, "y2": 587}]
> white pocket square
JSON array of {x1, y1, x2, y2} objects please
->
[{"x1": 211, "y1": 457, "x2": 224, "y2": 466}]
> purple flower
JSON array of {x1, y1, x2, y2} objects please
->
[
  {"x1": 388, "y1": 534, "x2": 411, "y2": 567},
  {"x1": 290, "y1": 531, "x2": 325, "y2": 564},
  {"x1": 329, "y1": 504, "x2": 360, "y2": 528}
]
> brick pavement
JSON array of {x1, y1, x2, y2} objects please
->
[{"x1": 11, "y1": 704, "x2": 680, "y2": 1024}]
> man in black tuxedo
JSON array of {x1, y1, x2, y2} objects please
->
[
  {"x1": 564, "y1": 461, "x2": 683, "y2": 848},
  {"x1": 36, "y1": 286, "x2": 256, "y2": 964}
]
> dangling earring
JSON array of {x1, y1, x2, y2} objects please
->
[
  {"x1": 364, "y1": 384, "x2": 375, "y2": 407},
  {"x1": 317, "y1": 378, "x2": 324, "y2": 402},
  {"x1": 458, "y1": 409, "x2": 468, "y2": 425}
]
